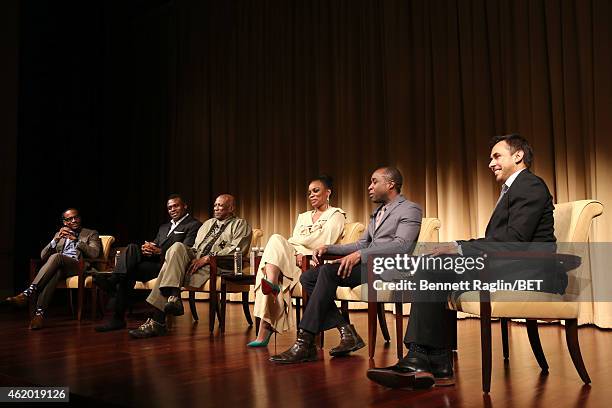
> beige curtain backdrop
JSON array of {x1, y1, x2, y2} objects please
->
[{"x1": 164, "y1": 0, "x2": 612, "y2": 327}]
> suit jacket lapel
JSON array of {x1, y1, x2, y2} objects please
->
[
  {"x1": 375, "y1": 196, "x2": 405, "y2": 233},
  {"x1": 56, "y1": 236, "x2": 66, "y2": 253},
  {"x1": 156, "y1": 221, "x2": 174, "y2": 248},
  {"x1": 485, "y1": 170, "x2": 529, "y2": 236}
]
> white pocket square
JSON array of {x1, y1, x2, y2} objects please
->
[{"x1": 173, "y1": 231, "x2": 185, "y2": 234}]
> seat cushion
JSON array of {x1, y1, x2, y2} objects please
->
[
  {"x1": 134, "y1": 279, "x2": 158, "y2": 290},
  {"x1": 451, "y1": 290, "x2": 579, "y2": 319},
  {"x1": 63, "y1": 276, "x2": 93, "y2": 289},
  {"x1": 334, "y1": 284, "x2": 398, "y2": 302}
]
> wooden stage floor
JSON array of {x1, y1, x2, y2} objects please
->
[{"x1": 0, "y1": 301, "x2": 610, "y2": 408}]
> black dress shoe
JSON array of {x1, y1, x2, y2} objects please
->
[
  {"x1": 329, "y1": 323, "x2": 366, "y2": 357},
  {"x1": 163, "y1": 295, "x2": 184, "y2": 316},
  {"x1": 270, "y1": 329, "x2": 318, "y2": 364},
  {"x1": 95, "y1": 318, "x2": 127, "y2": 332},
  {"x1": 367, "y1": 350, "x2": 435, "y2": 389},
  {"x1": 429, "y1": 350, "x2": 455, "y2": 386},
  {"x1": 128, "y1": 318, "x2": 167, "y2": 339}
]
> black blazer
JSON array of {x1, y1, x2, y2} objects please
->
[
  {"x1": 458, "y1": 169, "x2": 556, "y2": 256},
  {"x1": 153, "y1": 214, "x2": 202, "y2": 257}
]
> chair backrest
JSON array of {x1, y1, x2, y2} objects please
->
[
  {"x1": 99, "y1": 235, "x2": 116, "y2": 260},
  {"x1": 335, "y1": 219, "x2": 440, "y2": 246},
  {"x1": 251, "y1": 228, "x2": 264, "y2": 248},
  {"x1": 553, "y1": 200, "x2": 603, "y2": 242},
  {"x1": 337, "y1": 222, "x2": 366, "y2": 245},
  {"x1": 417, "y1": 218, "x2": 441, "y2": 243}
]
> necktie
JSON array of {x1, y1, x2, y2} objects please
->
[
  {"x1": 375, "y1": 206, "x2": 386, "y2": 229},
  {"x1": 495, "y1": 184, "x2": 509, "y2": 207}
]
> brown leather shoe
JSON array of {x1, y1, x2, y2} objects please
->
[
  {"x1": 5, "y1": 293, "x2": 29, "y2": 307},
  {"x1": 329, "y1": 323, "x2": 366, "y2": 357},
  {"x1": 270, "y1": 329, "x2": 318, "y2": 364},
  {"x1": 30, "y1": 315, "x2": 44, "y2": 330}
]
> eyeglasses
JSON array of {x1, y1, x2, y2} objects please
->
[{"x1": 64, "y1": 215, "x2": 81, "y2": 222}]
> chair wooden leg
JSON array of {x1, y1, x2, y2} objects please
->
[
  {"x1": 77, "y1": 285, "x2": 84, "y2": 321},
  {"x1": 395, "y1": 303, "x2": 404, "y2": 359},
  {"x1": 242, "y1": 292, "x2": 253, "y2": 326},
  {"x1": 209, "y1": 292, "x2": 218, "y2": 332},
  {"x1": 220, "y1": 289, "x2": 227, "y2": 334},
  {"x1": 68, "y1": 290, "x2": 75, "y2": 318},
  {"x1": 189, "y1": 291, "x2": 199, "y2": 321},
  {"x1": 91, "y1": 287, "x2": 97, "y2": 320},
  {"x1": 377, "y1": 303, "x2": 390, "y2": 342},
  {"x1": 480, "y1": 302, "x2": 492, "y2": 393},
  {"x1": 565, "y1": 319, "x2": 591, "y2": 384},
  {"x1": 295, "y1": 297, "x2": 301, "y2": 327},
  {"x1": 340, "y1": 300, "x2": 350, "y2": 324},
  {"x1": 526, "y1": 319, "x2": 549, "y2": 372},
  {"x1": 501, "y1": 317, "x2": 509, "y2": 360},
  {"x1": 368, "y1": 302, "x2": 377, "y2": 359},
  {"x1": 320, "y1": 331, "x2": 325, "y2": 348}
]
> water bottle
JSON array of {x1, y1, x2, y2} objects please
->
[
  {"x1": 249, "y1": 247, "x2": 257, "y2": 273},
  {"x1": 114, "y1": 250, "x2": 121, "y2": 269},
  {"x1": 234, "y1": 247, "x2": 243, "y2": 275}
]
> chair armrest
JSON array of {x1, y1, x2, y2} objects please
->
[
  {"x1": 299, "y1": 254, "x2": 345, "y2": 271},
  {"x1": 485, "y1": 251, "x2": 581, "y2": 273}
]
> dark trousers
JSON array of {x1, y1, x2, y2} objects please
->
[
  {"x1": 32, "y1": 253, "x2": 80, "y2": 309},
  {"x1": 112, "y1": 243, "x2": 161, "y2": 318},
  {"x1": 298, "y1": 263, "x2": 363, "y2": 334},
  {"x1": 404, "y1": 302, "x2": 457, "y2": 349}
]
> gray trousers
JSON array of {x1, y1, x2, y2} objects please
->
[
  {"x1": 146, "y1": 243, "x2": 194, "y2": 311},
  {"x1": 32, "y1": 253, "x2": 80, "y2": 309}
]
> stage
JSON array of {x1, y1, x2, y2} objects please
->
[{"x1": 0, "y1": 300, "x2": 608, "y2": 408}]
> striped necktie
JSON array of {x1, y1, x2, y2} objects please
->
[
  {"x1": 495, "y1": 184, "x2": 509, "y2": 207},
  {"x1": 375, "y1": 206, "x2": 386, "y2": 229}
]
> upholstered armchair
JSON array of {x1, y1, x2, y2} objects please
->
[
  {"x1": 449, "y1": 199, "x2": 603, "y2": 393},
  {"x1": 30, "y1": 234, "x2": 116, "y2": 321},
  {"x1": 183, "y1": 228, "x2": 263, "y2": 332}
]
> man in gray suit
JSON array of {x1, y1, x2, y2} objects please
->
[
  {"x1": 271, "y1": 167, "x2": 422, "y2": 363},
  {"x1": 5, "y1": 208, "x2": 102, "y2": 330}
]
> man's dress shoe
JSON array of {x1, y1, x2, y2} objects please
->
[
  {"x1": 29, "y1": 315, "x2": 44, "y2": 330},
  {"x1": 5, "y1": 293, "x2": 29, "y2": 307},
  {"x1": 329, "y1": 323, "x2": 366, "y2": 357},
  {"x1": 429, "y1": 350, "x2": 455, "y2": 386},
  {"x1": 270, "y1": 329, "x2": 318, "y2": 364},
  {"x1": 367, "y1": 350, "x2": 435, "y2": 389},
  {"x1": 128, "y1": 318, "x2": 167, "y2": 339},
  {"x1": 163, "y1": 295, "x2": 184, "y2": 316}
]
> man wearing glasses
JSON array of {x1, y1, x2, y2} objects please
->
[{"x1": 5, "y1": 208, "x2": 102, "y2": 330}]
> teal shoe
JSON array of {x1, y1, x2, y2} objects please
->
[{"x1": 247, "y1": 329, "x2": 274, "y2": 347}]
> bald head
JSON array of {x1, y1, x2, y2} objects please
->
[{"x1": 213, "y1": 194, "x2": 236, "y2": 220}]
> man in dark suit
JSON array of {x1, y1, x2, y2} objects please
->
[
  {"x1": 95, "y1": 194, "x2": 202, "y2": 332},
  {"x1": 367, "y1": 134, "x2": 556, "y2": 390},
  {"x1": 270, "y1": 167, "x2": 423, "y2": 363},
  {"x1": 5, "y1": 208, "x2": 102, "y2": 330}
]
